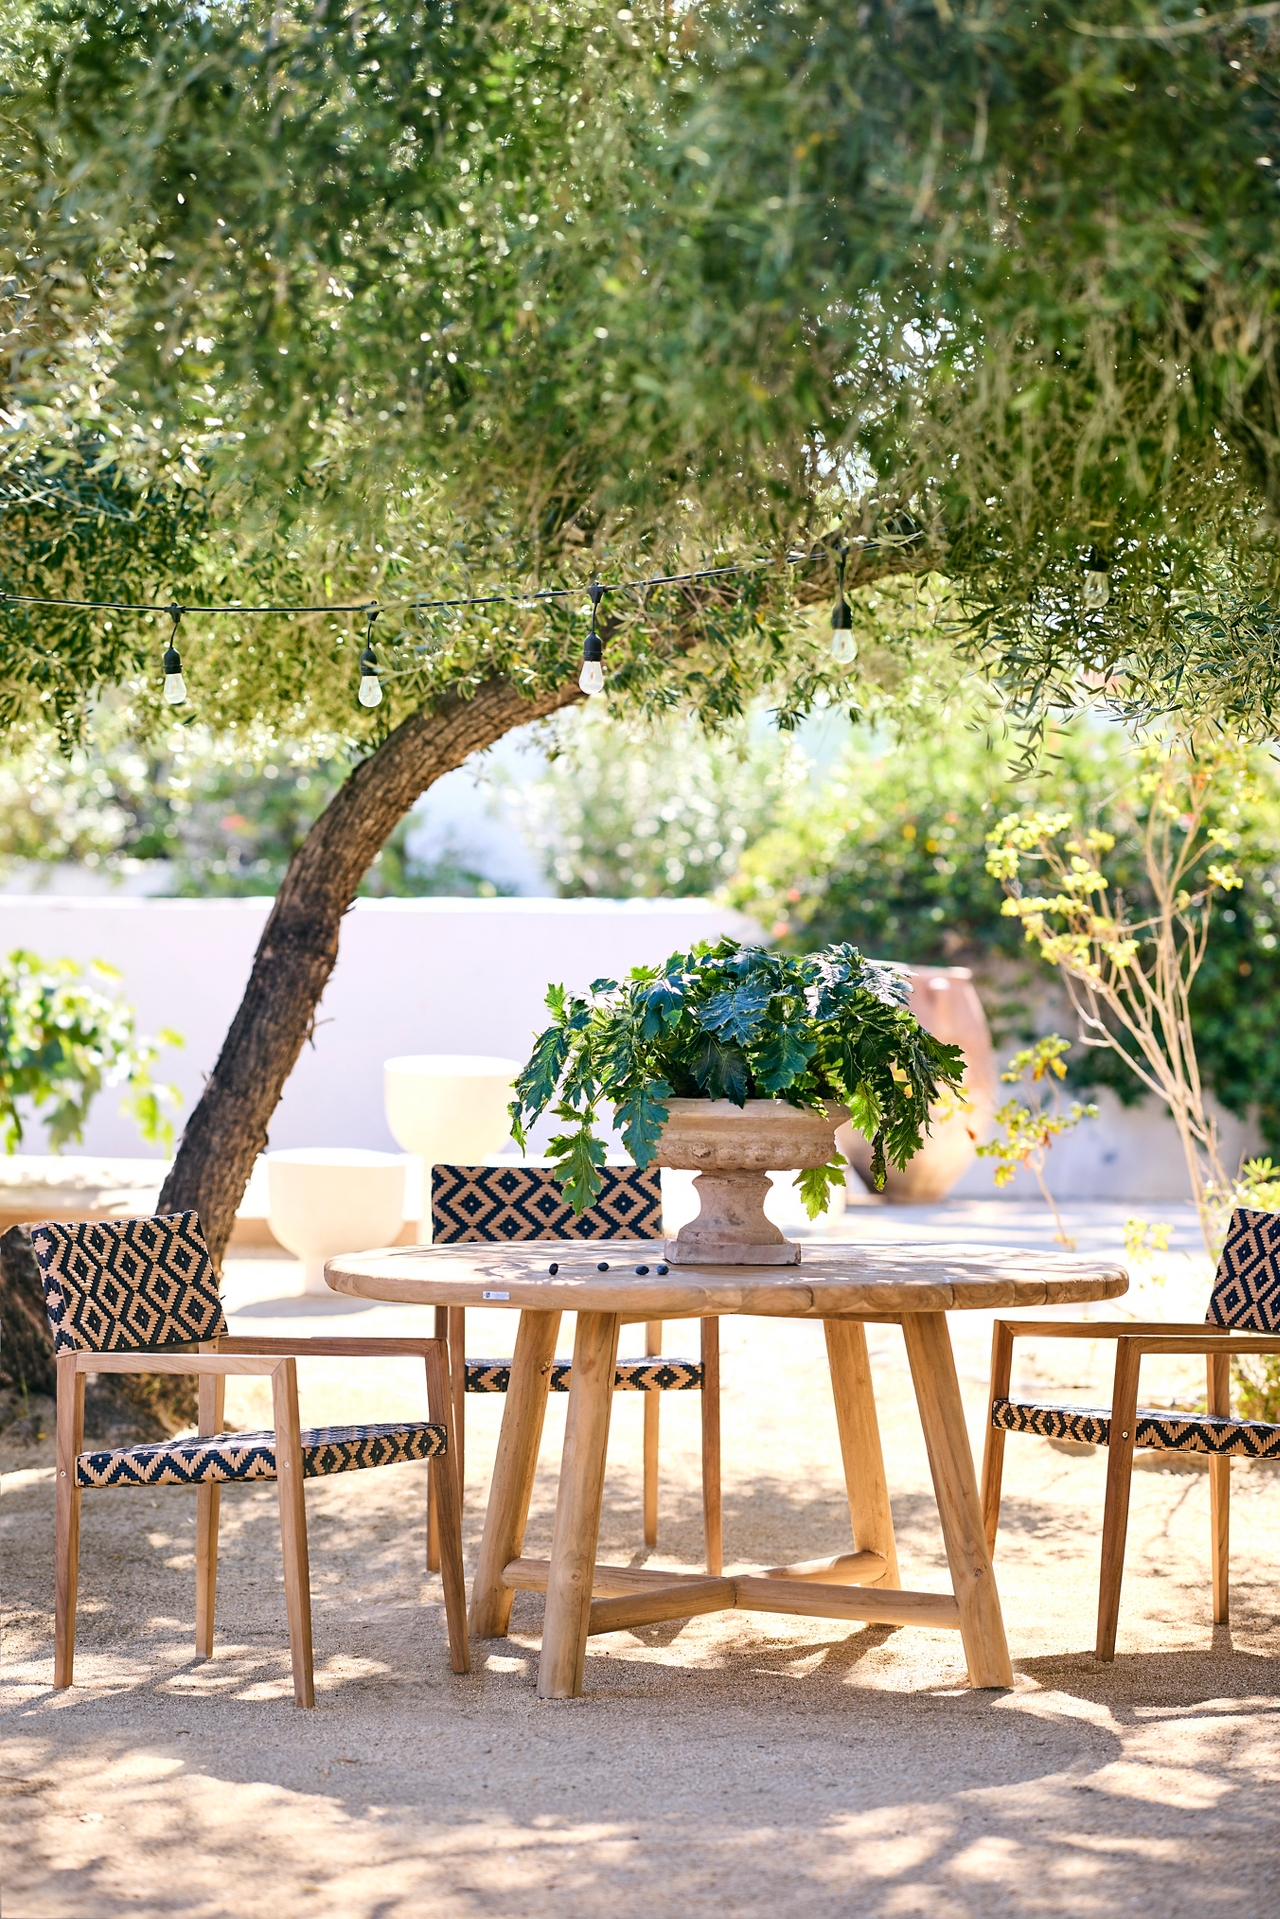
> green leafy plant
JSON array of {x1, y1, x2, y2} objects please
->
[
  {"x1": 0, "y1": 950, "x2": 182, "y2": 1152},
  {"x1": 975, "y1": 1035, "x2": 1097, "y2": 1249},
  {"x1": 509, "y1": 936, "x2": 965, "y2": 1214}
]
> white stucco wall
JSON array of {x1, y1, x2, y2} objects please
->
[
  {"x1": 0, "y1": 893, "x2": 1261, "y2": 1200},
  {"x1": 1, "y1": 896, "x2": 757, "y2": 1159}
]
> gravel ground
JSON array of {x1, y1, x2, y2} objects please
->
[{"x1": 4, "y1": 1200, "x2": 1279, "y2": 1918}]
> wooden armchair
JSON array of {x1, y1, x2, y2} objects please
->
[
  {"x1": 981, "y1": 1206, "x2": 1280, "y2": 1659},
  {"x1": 34, "y1": 1211, "x2": 469, "y2": 1708},
  {"x1": 429, "y1": 1163, "x2": 722, "y2": 1573}
]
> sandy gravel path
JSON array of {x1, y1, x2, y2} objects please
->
[{"x1": 4, "y1": 1202, "x2": 1278, "y2": 1917}]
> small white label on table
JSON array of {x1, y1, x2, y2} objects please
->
[{"x1": 482, "y1": 1290, "x2": 510, "y2": 1301}]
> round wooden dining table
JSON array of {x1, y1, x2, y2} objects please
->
[{"x1": 326, "y1": 1238, "x2": 1126, "y2": 1698}]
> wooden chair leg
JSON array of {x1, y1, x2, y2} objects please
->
[
  {"x1": 1096, "y1": 1338, "x2": 1142, "y2": 1662},
  {"x1": 425, "y1": 1342, "x2": 471, "y2": 1673},
  {"x1": 426, "y1": 1308, "x2": 446, "y2": 1575},
  {"x1": 981, "y1": 1320, "x2": 1014, "y2": 1559},
  {"x1": 448, "y1": 1306, "x2": 467, "y2": 1503},
  {"x1": 54, "y1": 1354, "x2": 85, "y2": 1691},
  {"x1": 1208, "y1": 1349, "x2": 1231, "y2": 1625},
  {"x1": 271, "y1": 1360, "x2": 315, "y2": 1709},
  {"x1": 195, "y1": 1370, "x2": 226, "y2": 1659},
  {"x1": 643, "y1": 1321, "x2": 661, "y2": 1549},
  {"x1": 700, "y1": 1317, "x2": 723, "y2": 1576}
]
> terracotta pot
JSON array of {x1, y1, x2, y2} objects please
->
[
  {"x1": 838, "y1": 965, "x2": 997, "y2": 1203},
  {"x1": 654, "y1": 1097, "x2": 847, "y2": 1266}
]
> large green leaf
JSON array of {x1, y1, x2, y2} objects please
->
[
  {"x1": 613, "y1": 1079, "x2": 672, "y2": 1169},
  {"x1": 700, "y1": 978, "x2": 774, "y2": 1046},
  {"x1": 795, "y1": 1157, "x2": 847, "y2": 1221},
  {"x1": 691, "y1": 1035, "x2": 750, "y2": 1105},
  {"x1": 751, "y1": 1026, "x2": 816, "y2": 1094},
  {"x1": 547, "y1": 1125, "x2": 608, "y2": 1216}
]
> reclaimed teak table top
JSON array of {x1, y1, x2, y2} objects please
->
[
  {"x1": 325, "y1": 1238, "x2": 1128, "y2": 1320},
  {"x1": 327, "y1": 1239, "x2": 1127, "y2": 1700}
]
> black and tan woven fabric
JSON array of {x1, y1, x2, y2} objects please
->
[
  {"x1": 1207, "y1": 1207, "x2": 1280, "y2": 1332},
  {"x1": 431, "y1": 1163, "x2": 662, "y2": 1243},
  {"x1": 992, "y1": 1395, "x2": 1280, "y2": 1459},
  {"x1": 76, "y1": 1419, "x2": 447, "y2": 1489},
  {"x1": 32, "y1": 1213, "x2": 225, "y2": 1354},
  {"x1": 466, "y1": 1358, "x2": 703, "y2": 1394}
]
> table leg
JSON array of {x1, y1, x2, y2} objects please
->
[
  {"x1": 469, "y1": 1309, "x2": 561, "y2": 1639},
  {"x1": 824, "y1": 1319, "x2": 901, "y2": 1588},
  {"x1": 901, "y1": 1311, "x2": 1013, "y2": 1687},
  {"x1": 537, "y1": 1311, "x2": 622, "y2": 1699}
]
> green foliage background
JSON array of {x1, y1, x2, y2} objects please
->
[{"x1": 5, "y1": 0, "x2": 1280, "y2": 751}]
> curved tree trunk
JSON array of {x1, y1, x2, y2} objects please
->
[{"x1": 159, "y1": 675, "x2": 581, "y2": 1266}]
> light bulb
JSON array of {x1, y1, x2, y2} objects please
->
[
  {"x1": 579, "y1": 657, "x2": 605, "y2": 695},
  {"x1": 1083, "y1": 569, "x2": 1111, "y2": 610},
  {"x1": 162, "y1": 642, "x2": 187, "y2": 706},
  {"x1": 358, "y1": 636, "x2": 382, "y2": 706},
  {"x1": 830, "y1": 586, "x2": 856, "y2": 665}
]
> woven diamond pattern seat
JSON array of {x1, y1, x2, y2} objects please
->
[
  {"x1": 990, "y1": 1397, "x2": 1280, "y2": 1460},
  {"x1": 76, "y1": 1419, "x2": 448, "y2": 1489},
  {"x1": 982, "y1": 1206, "x2": 1280, "y2": 1660},
  {"x1": 429, "y1": 1163, "x2": 722, "y2": 1573},
  {"x1": 33, "y1": 1211, "x2": 469, "y2": 1706},
  {"x1": 465, "y1": 1359, "x2": 704, "y2": 1395}
]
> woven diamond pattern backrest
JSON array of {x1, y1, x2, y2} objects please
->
[
  {"x1": 431, "y1": 1164, "x2": 662, "y2": 1242},
  {"x1": 1207, "y1": 1208, "x2": 1280, "y2": 1331},
  {"x1": 31, "y1": 1212, "x2": 226, "y2": 1354}
]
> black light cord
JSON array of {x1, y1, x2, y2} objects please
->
[
  {"x1": 0, "y1": 553, "x2": 813, "y2": 621},
  {"x1": 0, "y1": 547, "x2": 842, "y2": 708}
]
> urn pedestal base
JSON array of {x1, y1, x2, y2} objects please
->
[{"x1": 663, "y1": 1170, "x2": 802, "y2": 1267}]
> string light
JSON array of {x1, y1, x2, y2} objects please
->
[
  {"x1": 579, "y1": 582, "x2": 605, "y2": 695},
  {"x1": 0, "y1": 546, "x2": 852, "y2": 711},
  {"x1": 1083, "y1": 548, "x2": 1111, "y2": 610},
  {"x1": 358, "y1": 607, "x2": 383, "y2": 708},
  {"x1": 162, "y1": 603, "x2": 188, "y2": 705},
  {"x1": 829, "y1": 548, "x2": 856, "y2": 665}
]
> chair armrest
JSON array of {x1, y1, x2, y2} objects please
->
[
  {"x1": 1121, "y1": 1334, "x2": 1280, "y2": 1357},
  {"x1": 213, "y1": 1337, "x2": 443, "y2": 1357},
  {"x1": 75, "y1": 1352, "x2": 280, "y2": 1376},
  {"x1": 995, "y1": 1320, "x2": 1230, "y2": 1342}
]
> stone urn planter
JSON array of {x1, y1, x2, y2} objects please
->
[{"x1": 655, "y1": 1098, "x2": 848, "y2": 1266}]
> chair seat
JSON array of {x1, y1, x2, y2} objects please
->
[
  {"x1": 992, "y1": 1395, "x2": 1280, "y2": 1459},
  {"x1": 76, "y1": 1419, "x2": 447, "y2": 1489},
  {"x1": 466, "y1": 1358, "x2": 704, "y2": 1394}
]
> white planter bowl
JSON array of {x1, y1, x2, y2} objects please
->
[
  {"x1": 383, "y1": 1054, "x2": 521, "y2": 1237},
  {"x1": 266, "y1": 1148, "x2": 407, "y2": 1295}
]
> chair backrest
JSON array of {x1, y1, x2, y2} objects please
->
[
  {"x1": 431, "y1": 1163, "x2": 662, "y2": 1243},
  {"x1": 1206, "y1": 1207, "x2": 1280, "y2": 1332},
  {"x1": 31, "y1": 1212, "x2": 226, "y2": 1354}
]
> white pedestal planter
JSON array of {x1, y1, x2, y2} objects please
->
[
  {"x1": 266, "y1": 1148, "x2": 407, "y2": 1294},
  {"x1": 383, "y1": 1054, "x2": 521, "y2": 1238}
]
